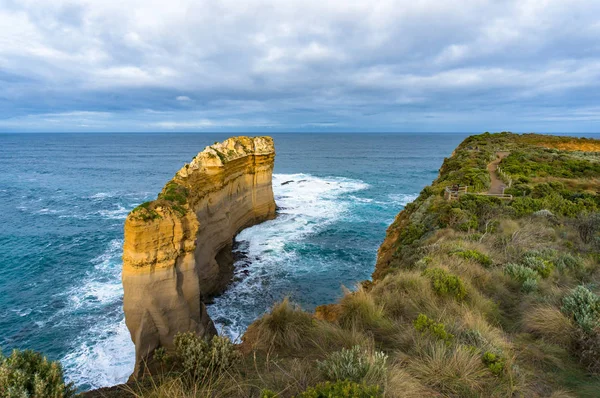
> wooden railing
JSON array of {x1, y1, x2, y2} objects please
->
[
  {"x1": 497, "y1": 166, "x2": 512, "y2": 188},
  {"x1": 444, "y1": 185, "x2": 468, "y2": 201},
  {"x1": 444, "y1": 185, "x2": 513, "y2": 201}
]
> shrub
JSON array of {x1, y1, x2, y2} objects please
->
[
  {"x1": 414, "y1": 314, "x2": 454, "y2": 342},
  {"x1": 554, "y1": 253, "x2": 585, "y2": 271},
  {"x1": 521, "y1": 255, "x2": 554, "y2": 278},
  {"x1": 503, "y1": 263, "x2": 539, "y2": 284},
  {"x1": 0, "y1": 349, "x2": 76, "y2": 398},
  {"x1": 574, "y1": 212, "x2": 600, "y2": 243},
  {"x1": 422, "y1": 268, "x2": 467, "y2": 300},
  {"x1": 296, "y1": 380, "x2": 382, "y2": 398},
  {"x1": 261, "y1": 389, "x2": 277, "y2": 398},
  {"x1": 317, "y1": 346, "x2": 388, "y2": 385},
  {"x1": 561, "y1": 286, "x2": 600, "y2": 332},
  {"x1": 572, "y1": 327, "x2": 600, "y2": 373},
  {"x1": 398, "y1": 223, "x2": 426, "y2": 246},
  {"x1": 452, "y1": 249, "x2": 493, "y2": 267},
  {"x1": 521, "y1": 278, "x2": 538, "y2": 293},
  {"x1": 173, "y1": 332, "x2": 240, "y2": 379},
  {"x1": 481, "y1": 351, "x2": 505, "y2": 376}
]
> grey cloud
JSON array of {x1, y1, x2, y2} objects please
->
[{"x1": 0, "y1": 0, "x2": 599, "y2": 132}]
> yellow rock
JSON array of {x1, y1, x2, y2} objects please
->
[{"x1": 122, "y1": 136, "x2": 276, "y2": 378}]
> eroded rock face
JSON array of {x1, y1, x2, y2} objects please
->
[{"x1": 122, "y1": 136, "x2": 276, "y2": 378}]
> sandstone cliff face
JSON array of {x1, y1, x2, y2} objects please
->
[{"x1": 122, "y1": 136, "x2": 276, "y2": 377}]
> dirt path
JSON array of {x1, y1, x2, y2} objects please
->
[{"x1": 487, "y1": 152, "x2": 510, "y2": 195}]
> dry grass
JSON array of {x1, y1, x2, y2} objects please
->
[
  {"x1": 384, "y1": 365, "x2": 438, "y2": 397},
  {"x1": 371, "y1": 271, "x2": 438, "y2": 321},
  {"x1": 245, "y1": 298, "x2": 314, "y2": 352},
  {"x1": 405, "y1": 342, "x2": 494, "y2": 397},
  {"x1": 521, "y1": 305, "x2": 575, "y2": 346}
]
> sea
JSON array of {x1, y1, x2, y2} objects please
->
[{"x1": 0, "y1": 132, "x2": 594, "y2": 391}]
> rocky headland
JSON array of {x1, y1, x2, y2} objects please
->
[{"x1": 121, "y1": 136, "x2": 276, "y2": 378}]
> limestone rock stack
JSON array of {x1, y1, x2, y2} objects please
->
[{"x1": 122, "y1": 136, "x2": 276, "y2": 378}]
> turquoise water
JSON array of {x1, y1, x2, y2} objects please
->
[{"x1": 1, "y1": 133, "x2": 469, "y2": 389}]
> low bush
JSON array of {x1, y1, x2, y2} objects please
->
[
  {"x1": 521, "y1": 278, "x2": 538, "y2": 293},
  {"x1": 554, "y1": 253, "x2": 585, "y2": 271},
  {"x1": 0, "y1": 349, "x2": 76, "y2": 398},
  {"x1": 481, "y1": 351, "x2": 505, "y2": 376},
  {"x1": 422, "y1": 268, "x2": 467, "y2": 301},
  {"x1": 172, "y1": 333, "x2": 240, "y2": 380},
  {"x1": 414, "y1": 314, "x2": 454, "y2": 342},
  {"x1": 574, "y1": 212, "x2": 600, "y2": 243},
  {"x1": 522, "y1": 255, "x2": 554, "y2": 278},
  {"x1": 296, "y1": 380, "x2": 382, "y2": 398},
  {"x1": 572, "y1": 328, "x2": 600, "y2": 374},
  {"x1": 561, "y1": 286, "x2": 600, "y2": 332},
  {"x1": 317, "y1": 346, "x2": 387, "y2": 385},
  {"x1": 452, "y1": 249, "x2": 493, "y2": 267},
  {"x1": 503, "y1": 263, "x2": 539, "y2": 283}
]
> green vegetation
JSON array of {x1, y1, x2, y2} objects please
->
[
  {"x1": 130, "y1": 180, "x2": 191, "y2": 221},
  {"x1": 0, "y1": 349, "x2": 75, "y2": 397},
  {"x1": 451, "y1": 248, "x2": 493, "y2": 267},
  {"x1": 413, "y1": 314, "x2": 453, "y2": 342},
  {"x1": 131, "y1": 201, "x2": 161, "y2": 221},
  {"x1": 296, "y1": 381, "x2": 381, "y2": 398},
  {"x1": 78, "y1": 132, "x2": 600, "y2": 396},
  {"x1": 422, "y1": 268, "x2": 467, "y2": 300},
  {"x1": 172, "y1": 333, "x2": 240, "y2": 380},
  {"x1": 317, "y1": 346, "x2": 387, "y2": 386},
  {"x1": 561, "y1": 286, "x2": 600, "y2": 333},
  {"x1": 481, "y1": 351, "x2": 505, "y2": 376}
]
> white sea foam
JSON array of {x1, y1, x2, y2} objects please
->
[
  {"x1": 98, "y1": 204, "x2": 129, "y2": 220},
  {"x1": 349, "y1": 195, "x2": 374, "y2": 203},
  {"x1": 61, "y1": 239, "x2": 134, "y2": 389},
  {"x1": 62, "y1": 319, "x2": 134, "y2": 389},
  {"x1": 89, "y1": 192, "x2": 114, "y2": 200},
  {"x1": 388, "y1": 193, "x2": 419, "y2": 206},
  {"x1": 207, "y1": 173, "x2": 369, "y2": 340}
]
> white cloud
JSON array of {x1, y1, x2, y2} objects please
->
[{"x1": 0, "y1": 0, "x2": 599, "y2": 131}]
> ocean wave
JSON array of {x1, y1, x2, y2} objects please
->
[
  {"x1": 97, "y1": 204, "x2": 129, "y2": 220},
  {"x1": 61, "y1": 319, "x2": 134, "y2": 390},
  {"x1": 89, "y1": 192, "x2": 115, "y2": 200},
  {"x1": 60, "y1": 239, "x2": 134, "y2": 389},
  {"x1": 388, "y1": 193, "x2": 419, "y2": 206},
  {"x1": 207, "y1": 173, "x2": 369, "y2": 340}
]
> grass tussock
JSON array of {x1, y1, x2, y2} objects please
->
[
  {"x1": 521, "y1": 305, "x2": 575, "y2": 346},
  {"x1": 246, "y1": 298, "x2": 315, "y2": 352},
  {"x1": 406, "y1": 342, "x2": 494, "y2": 396}
]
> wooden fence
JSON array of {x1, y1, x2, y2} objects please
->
[{"x1": 444, "y1": 185, "x2": 513, "y2": 201}]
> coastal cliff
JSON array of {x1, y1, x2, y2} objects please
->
[{"x1": 122, "y1": 136, "x2": 276, "y2": 377}]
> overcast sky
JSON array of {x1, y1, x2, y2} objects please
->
[{"x1": 1, "y1": 0, "x2": 599, "y2": 132}]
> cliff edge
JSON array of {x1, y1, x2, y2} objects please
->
[{"x1": 122, "y1": 136, "x2": 276, "y2": 378}]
